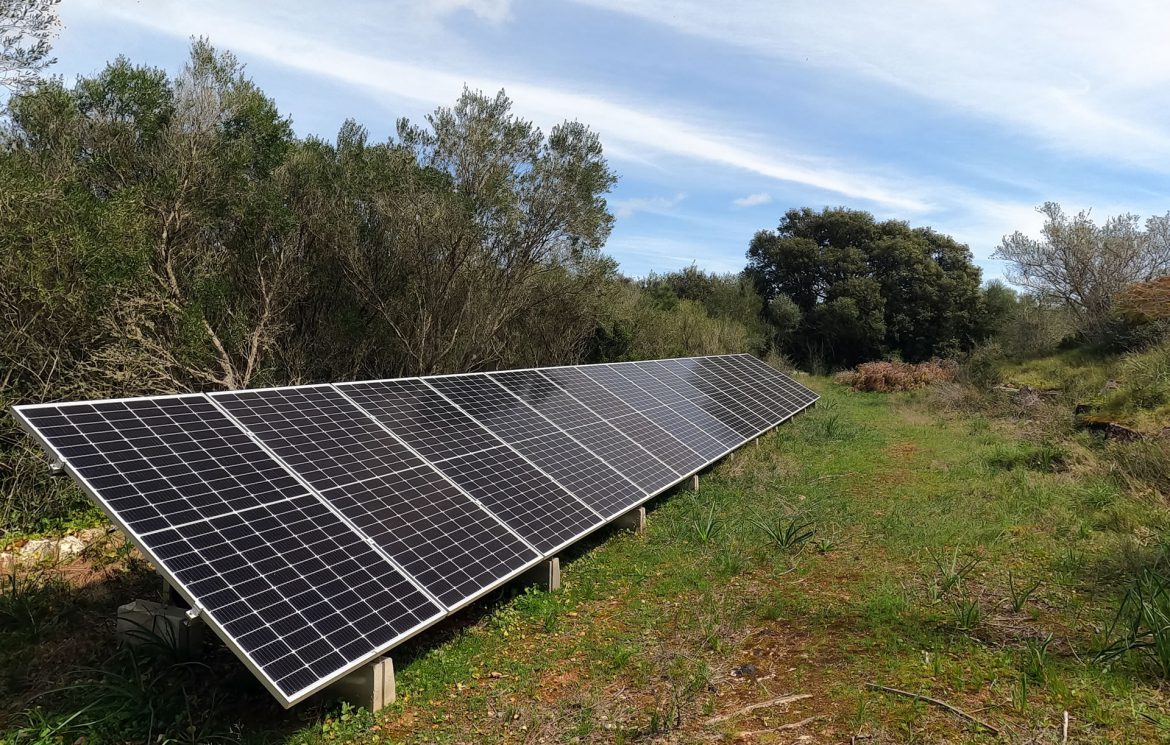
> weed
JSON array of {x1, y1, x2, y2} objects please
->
[
  {"x1": 951, "y1": 598, "x2": 981, "y2": 631},
  {"x1": 1098, "y1": 568, "x2": 1170, "y2": 678},
  {"x1": 926, "y1": 548, "x2": 980, "y2": 603},
  {"x1": 1006, "y1": 571, "x2": 1042, "y2": 612},
  {"x1": 753, "y1": 514, "x2": 815, "y2": 553},
  {"x1": 1020, "y1": 634, "x2": 1053, "y2": 683},
  {"x1": 690, "y1": 499, "x2": 721, "y2": 544},
  {"x1": 0, "y1": 566, "x2": 71, "y2": 642}
]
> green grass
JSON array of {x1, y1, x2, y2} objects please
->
[{"x1": 4, "y1": 375, "x2": 1170, "y2": 743}]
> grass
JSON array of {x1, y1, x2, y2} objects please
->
[{"x1": 3, "y1": 372, "x2": 1170, "y2": 742}]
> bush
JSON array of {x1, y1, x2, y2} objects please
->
[
  {"x1": 833, "y1": 359, "x2": 958, "y2": 392},
  {"x1": 958, "y1": 344, "x2": 1005, "y2": 389}
]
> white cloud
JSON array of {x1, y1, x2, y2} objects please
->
[
  {"x1": 571, "y1": 0, "x2": 1170, "y2": 171},
  {"x1": 427, "y1": 0, "x2": 512, "y2": 23},
  {"x1": 732, "y1": 192, "x2": 771, "y2": 208},
  {"x1": 79, "y1": 0, "x2": 932, "y2": 213},
  {"x1": 613, "y1": 192, "x2": 686, "y2": 219}
]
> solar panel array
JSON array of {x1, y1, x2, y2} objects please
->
[{"x1": 12, "y1": 354, "x2": 817, "y2": 706}]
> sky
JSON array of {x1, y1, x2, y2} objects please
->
[{"x1": 43, "y1": 0, "x2": 1170, "y2": 280}]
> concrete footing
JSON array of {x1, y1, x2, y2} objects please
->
[
  {"x1": 328, "y1": 656, "x2": 395, "y2": 712},
  {"x1": 521, "y1": 557, "x2": 561, "y2": 591},
  {"x1": 613, "y1": 506, "x2": 646, "y2": 534},
  {"x1": 116, "y1": 599, "x2": 203, "y2": 653}
]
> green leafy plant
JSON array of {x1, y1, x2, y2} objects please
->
[
  {"x1": 691, "y1": 499, "x2": 721, "y2": 544},
  {"x1": 926, "y1": 548, "x2": 980, "y2": 603},
  {"x1": 951, "y1": 598, "x2": 982, "y2": 631},
  {"x1": 1020, "y1": 633, "x2": 1053, "y2": 683},
  {"x1": 1006, "y1": 571, "x2": 1042, "y2": 612},
  {"x1": 1097, "y1": 568, "x2": 1170, "y2": 678},
  {"x1": 754, "y1": 514, "x2": 816, "y2": 553}
]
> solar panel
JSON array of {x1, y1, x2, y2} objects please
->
[
  {"x1": 12, "y1": 354, "x2": 818, "y2": 708},
  {"x1": 430, "y1": 445, "x2": 601, "y2": 553},
  {"x1": 14, "y1": 396, "x2": 442, "y2": 705},
  {"x1": 211, "y1": 386, "x2": 424, "y2": 493},
  {"x1": 540, "y1": 368, "x2": 709, "y2": 474}
]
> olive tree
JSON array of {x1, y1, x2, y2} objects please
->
[{"x1": 994, "y1": 202, "x2": 1170, "y2": 342}]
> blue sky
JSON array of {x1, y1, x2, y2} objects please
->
[{"x1": 46, "y1": 0, "x2": 1170, "y2": 281}]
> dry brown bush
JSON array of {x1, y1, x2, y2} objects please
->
[{"x1": 833, "y1": 359, "x2": 958, "y2": 392}]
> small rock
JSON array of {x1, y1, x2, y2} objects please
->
[
  {"x1": 77, "y1": 527, "x2": 108, "y2": 543},
  {"x1": 731, "y1": 663, "x2": 759, "y2": 678},
  {"x1": 19, "y1": 538, "x2": 56, "y2": 562},
  {"x1": 58, "y1": 535, "x2": 86, "y2": 559}
]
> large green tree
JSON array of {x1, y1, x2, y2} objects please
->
[{"x1": 746, "y1": 207, "x2": 987, "y2": 366}]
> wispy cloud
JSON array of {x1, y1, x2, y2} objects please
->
[
  {"x1": 613, "y1": 192, "x2": 686, "y2": 219},
  {"x1": 572, "y1": 0, "x2": 1170, "y2": 171},
  {"x1": 733, "y1": 192, "x2": 771, "y2": 208},
  {"x1": 80, "y1": 0, "x2": 932, "y2": 213}
]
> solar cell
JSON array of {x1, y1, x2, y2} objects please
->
[
  {"x1": 431, "y1": 374, "x2": 643, "y2": 516},
  {"x1": 211, "y1": 386, "x2": 424, "y2": 492},
  {"x1": 491, "y1": 368, "x2": 679, "y2": 493},
  {"x1": 432, "y1": 446, "x2": 602, "y2": 553},
  {"x1": 657, "y1": 359, "x2": 773, "y2": 432},
  {"x1": 18, "y1": 396, "x2": 308, "y2": 534},
  {"x1": 321, "y1": 466, "x2": 537, "y2": 608},
  {"x1": 337, "y1": 379, "x2": 500, "y2": 462},
  {"x1": 579, "y1": 365, "x2": 726, "y2": 459},
  {"x1": 609, "y1": 363, "x2": 743, "y2": 448},
  {"x1": 730, "y1": 354, "x2": 819, "y2": 407},
  {"x1": 539, "y1": 368, "x2": 707, "y2": 473}
]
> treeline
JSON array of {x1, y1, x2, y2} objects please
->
[{"x1": 0, "y1": 43, "x2": 1004, "y2": 532}]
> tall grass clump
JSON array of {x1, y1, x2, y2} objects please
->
[{"x1": 1098, "y1": 568, "x2": 1170, "y2": 679}]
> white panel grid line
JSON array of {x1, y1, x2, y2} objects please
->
[
  {"x1": 417, "y1": 377, "x2": 610, "y2": 546},
  {"x1": 328, "y1": 383, "x2": 548, "y2": 607},
  {"x1": 203, "y1": 394, "x2": 447, "y2": 611},
  {"x1": 537, "y1": 368, "x2": 707, "y2": 473}
]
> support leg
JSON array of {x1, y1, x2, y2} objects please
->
[
  {"x1": 521, "y1": 557, "x2": 560, "y2": 591},
  {"x1": 613, "y1": 506, "x2": 646, "y2": 534},
  {"x1": 328, "y1": 656, "x2": 395, "y2": 712},
  {"x1": 691, "y1": 474, "x2": 699, "y2": 492}
]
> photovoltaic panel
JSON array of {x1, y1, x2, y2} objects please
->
[
  {"x1": 17, "y1": 396, "x2": 308, "y2": 534},
  {"x1": 541, "y1": 368, "x2": 708, "y2": 474},
  {"x1": 211, "y1": 386, "x2": 424, "y2": 493},
  {"x1": 656, "y1": 358, "x2": 773, "y2": 432},
  {"x1": 704, "y1": 356, "x2": 804, "y2": 417},
  {"x1": 13, "y1": 397, "x2": 442, "y2": 705},
  {"x1": 13, "y1": 354, "x2": 818, "y2": 709},
  {"x1": 152, "y1": 495, "x2": 440, "y2": 699},
  {"x1": 492, "y1": 369, "x2": 678, "y2": 494},
  {"x1": 579, "y1": 365, "x2": 727, "y2": 460},
  {"x1": 432, "y1": 446, "x2": 602, "y2": 553},
  {"x1": 425, "y1": 375, "x2": 562, "y2": 444},
  {"x1": 730, "y1": 354, "x2": 819, "y2": 407},
  {"x1": 508, "y1": 431, "x2": 644, "y2": 518},
  {"x1": 608, "y1": 363, "x2": 744, "y2": 449},
  {"x1": 337, "y1": 379, "x2": 500, "y2": 462},
  {"x1": 427, "y1": 374, "x2": 643, "y2": 516},
  {"x1": 321, "y1": 466, "x2": 537, "y2": 607}
]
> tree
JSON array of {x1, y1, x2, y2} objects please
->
[
  {"x1": 746, "y1": 207, "x2": 986, "y2": 367},
  {"x1": 993, "y1": 202, "x2": 1170, "y2": 342},
  {"x1": 1, "y1": 0, "x2": 59, "y2": 92}
]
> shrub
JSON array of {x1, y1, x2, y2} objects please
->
[
  {"x1": 833, "y1": 359, "x2": 958, "y2": 392},
  {"x1": 957, "y1": 344, "x2": 1005, "y2": 389}
]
